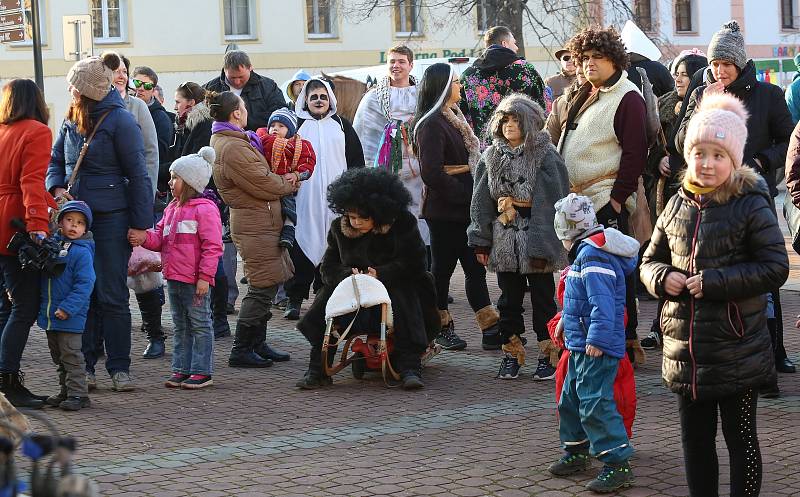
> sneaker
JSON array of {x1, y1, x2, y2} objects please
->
[
  {"x1": 274, "y1": 297, "x2": 289, "y2": 311},
  {"x1": 226, "y1": 303, "x2": 236, "y2": 315},
  {"x1": 86, "y1": 372, "x2": 97, "y2": 391},
  {"x1": 497, "y1": 354, "x2": 521, "y2": 379},
  {"x1": 532, "y1": 358, "x2": 557, "y2": 381},
  {"x1": 434, "y1": 323, "x2": 467, "y2": 351},
  {"x1": 400, "y1": 370, "x2": 424, "y2": 390},
  {"x1": 46, "y1": 390, "x2": 67, "y2": 407},
  {"x1": 59, "y1": 396, "x2": 90, "y2": 411},
  {"x1": 284, "y1": 299, "x2": 302, "y2": 320},
  {"x1": 640, "y1": 330, "x2": 661, "y2": 350},
  {"x1": 240, "y1": 276, "x2": 248, "y2": 285},
  {"x1": 165, "y1": 373, "x2": 189, "y2": 388},
  {"x1": 181, "y1": 375, "x2": 213, "y2": 389},
  {"x1": 548, "y1": 451, "x2": 591, "y2": 476},
  {"x1": 111, "y1": 371, "x2": 135, "y2": 392},
  {"x1": 585, "y1": 461, "x2": 634, "y2": 493}
]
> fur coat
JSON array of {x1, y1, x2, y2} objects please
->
[{"x1": 468, "y1": 130, "x2": 569, "y2": 273}]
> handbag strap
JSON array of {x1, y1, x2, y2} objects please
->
[{"x1": 67, "y1": 110, "x2": 113, "y2": 190}]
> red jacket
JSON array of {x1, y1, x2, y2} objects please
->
[
  {"x1": 255, "y1": 129, "x2": 316, "y2": 178},
  {"x1": 0, "y1": 119, "x2": 57, "y2": 256},
  {"x1": 548, "y1": 266, "x2": 637, "y2": 438}
]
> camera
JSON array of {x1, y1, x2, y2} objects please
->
[{"x1": 5, "y1": 218, "x2": 66, "y2": 277}]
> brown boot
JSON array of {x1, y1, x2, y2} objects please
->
[
  {"x1": 626, "y1": 339, "x2": 646, "y2": 368},
  {"x1": 475, "y1": 305, "x2": 501, "y2": 350}
]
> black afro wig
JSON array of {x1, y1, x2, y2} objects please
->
[{"x1": 327, "y1": 168, "x2": 412, "y2": 226}]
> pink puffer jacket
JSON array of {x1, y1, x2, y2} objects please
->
[{"x1": 143, "y1": 198, "x2": 223, "y2": 285}]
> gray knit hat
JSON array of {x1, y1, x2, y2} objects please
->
[
  {"x1": 707, "y1": 21, "x2": 747, "y2": 69},
  {"x1": 170, "y1": 146, "x2": 215, "y2": 194},
  {"x1": 66, "y1": 54, "x2": 118, "y2": 102}
]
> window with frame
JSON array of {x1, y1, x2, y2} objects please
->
[
  {"x1": 223, "y1": 0, "x2": 255, "y2": 40},
  {"x1": 91, "y1": 0, "x2": 126, "y2": 43},
  {"x1": 782, "y1": 0, "x2": 796, "y2": 29},
  {"x1": 394, "y1": 0, "x2": 421, "y2": 36},
  {"x1": 307, "y1": 0, "x2": 336, "y2": 37},
  {"x1": 674, "y1": 0, "x2": 693, "y2": 32},
  {"x1": 476, "y1": 0, "x2": 490, "y2": 33},
  {"x1": 634, "y1": 0, "x2": 653, "y2": 32}
]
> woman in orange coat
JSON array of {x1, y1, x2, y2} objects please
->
[{"x1": 0, "y1": 79, "x2": 57, "y2": 409}]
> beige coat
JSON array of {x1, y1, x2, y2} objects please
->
[{"x1": 210, "y1": 129, "x2": 296, "y2": 288}]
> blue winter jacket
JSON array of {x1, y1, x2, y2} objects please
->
[
  {"x1": 562, "y1": 228, "x2": 639, "y2": 359},
  {"x1": 787, "y1": 54, "x2": 800, "y2": 124},
  {"x1": 47, "y1": 89, "x2": 153, "y2": 229},
  {"x1": 37, "y1": 232, "x2": 96, "y2": 333}
]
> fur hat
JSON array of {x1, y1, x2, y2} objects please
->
[
  {"x1": 66, "y1": 53, "x2": 119, "y2": 102},
  {"x1": 170, "y1": 146, "x2": 215, "y2": 194},
  {"x1": 683, "y1": 93, "x2": 749, "y2": 168},
  {"x1": 57, "y1": 200, "x2": 93, "y2": 229},
  {"x1": 707, "y1": 21, "x2": 747, "y2": 70},
  {"x1": 553, "y1": 194, "x2": 601, "y2": 241},
  {"x1": 268, "y1": 108, "x2": 298, "y2": 138}
]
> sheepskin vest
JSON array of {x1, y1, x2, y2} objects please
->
[{"x1": 560, "y1": 74, "x2": 640, "y2": 213}]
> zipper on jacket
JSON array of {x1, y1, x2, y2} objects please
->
[
  {"x1": 687, "y1": 200, "x2": 704, "y2": 400},
  {"x1": 46, "y1": 278, "x2": 52, "y2": 331}
]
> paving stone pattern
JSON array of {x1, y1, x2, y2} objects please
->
[{"x1": 15, "y1": 240, "x2": 800, "y2": 496}]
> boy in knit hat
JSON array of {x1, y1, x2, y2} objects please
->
[
  {"x1": 38, "y1": 201, "x2": 96, "y2": 411},
  {"x1": 548, "y1": 193, "x2": 639, "y2": 493},
  {"x1": 256, "y1": 108, "x2": 316, "y2": 248}
]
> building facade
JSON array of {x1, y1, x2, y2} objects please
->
[{"x1": 0, "y1": 0, "x2": 798, "y2": 131}]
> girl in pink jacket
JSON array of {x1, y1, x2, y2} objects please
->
[{"x1": 129, "y1": 147, "x2": 223, "y2": 389}]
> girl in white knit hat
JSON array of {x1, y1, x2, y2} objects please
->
[
  {"x1": 128, "y1": 147, "x2": 224, "y2": 389},
  {"x1": 641, "y1": 93, "x2": 789, "y2": 497}
]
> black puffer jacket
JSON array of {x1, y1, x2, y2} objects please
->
[
  {"x1": 640, "y1": 168, "x2": 789, "y2": 400},
  {"x1": 675, "y1": 61, "x2": 794, "y2": 196}
]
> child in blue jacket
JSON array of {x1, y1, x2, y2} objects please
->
[
  {"x1": 37, "y1": 201, "x2": 96, "y2": 411},
  {"x1": 548, "y1": 193, "x2": 638, "y2": 493}
]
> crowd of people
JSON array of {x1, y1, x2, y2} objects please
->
[{"x1": 0, "y1": 19, "x2": 797, "y2": 496}]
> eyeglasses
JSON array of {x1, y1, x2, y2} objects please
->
[
  {"x1": 309, "y1": 93, "x2": 329, "y2": 102},
  {"x1": 132, "y1": 79, "x2": 155, "y2": 91},
  {"x1": 560, "y1": 55, "x2": 572, "y2": 62}
]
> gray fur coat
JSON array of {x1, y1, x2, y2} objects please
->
[{"x1": 468, "y1": 130, "x2": 569, "y2": 273}]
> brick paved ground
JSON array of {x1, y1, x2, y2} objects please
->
[{"x1": 13, "y1": 226, "x2": 800, "y2": 496}]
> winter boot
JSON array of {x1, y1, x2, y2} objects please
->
[
  {"x1": 400, "y1": 369, "x2": 424, "y2": 390},
  {"x1": 532, "y1": 339, "x2": 559, "y2": 380},
  {"x1": 296, "y1": 346, "x2": 333, "y2": 389},
  {"x1": 0, "y1": 372, "x2": 44, "y2": 409},
  {"x1": 434, "y1": 310, "x2": 467, "y2": 350},
  {"x1": 626, "y1": 339, "x2": 646, "y2": 368},
  {"x1": 46, "y1": 368, "x2": 68, "y2": 407},
  {"x1": 228, "y1": 323, "x2": 273, "y2": 368},
  {"x1": 548, "y1": 443, "x2": 591, "y2": 476},
  {"x1": 253, "y1": 314, "x2": 290, "y2": 362},
  {"x1": 59, "y1": 396, "x2": 91, "y2": 411},
  {"x1": 137, "y1": 290, "x2": 165, "y2": 359},
  {"x1": 585, "y1": 461, "x2": 634, "y2": 493},
  {"x1": 284, "y1": 298, "x2": 302, "y2": 320},
  {"x1": 279, "y1": 224, "x2": 296, "y2": 249},
  {"x1": 476, "y1": 305, "x2": 501, "y2": 350},
  {"x1": 498, "y1": 335, "x2": 526, "y2": 379}
]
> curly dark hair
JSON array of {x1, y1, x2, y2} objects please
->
[
  {"x1": 327, "y1": 168, "x2": 412, "y2": 227},
  {"x1": 567, "y1": 27, "x2": 629, "y2": 71}
]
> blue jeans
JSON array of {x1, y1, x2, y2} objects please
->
[
  {"x1": 558, "y1": 352, "x2": 633, "y2": 464},
  {"x1": 223, "y1": 241, "x2": 239, "y2": 305},
  {"x1": 0, "y1": 256, "x2": 41, "y2": 373},
  {"x1": 167, "y1": 280, "x2": 213, "y2": 376},
  {"x1": 82, "y1": 211, "x2": 132, "y2": 375}
]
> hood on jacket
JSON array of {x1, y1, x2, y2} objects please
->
[
  {"x1": 91, "y1": 88, "x2": 126, "y2": 117},
  {"x1": 581, "y1": 228, "x2": 639, "y2": 275},
  {"x1": 621, "y1": 19, "x2": 662, "y2": 62},
  {"x1": 56, "y1": 230, "x2": 95, "y2": 254},
  {"x1": 284, "y1": 69, "x2": 312, "y2": 101},
  {"x1": 474, "y1": 46, "x2": 522, "y2": 72},
  {"x1": 294, "y1": 78, "x2": 338, "y2": 121},
  {"x1": 186, "y1": 102, "x2": 212, "y2": 131},
  {"x1": 705, "y1": 59, "x2": 756, "y2": 92}
]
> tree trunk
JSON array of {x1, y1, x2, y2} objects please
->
[{"x1": 493, "y1": 0, "x2": 526, "y2": 58}]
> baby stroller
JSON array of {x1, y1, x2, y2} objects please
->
[{"x1": 321, "y1": 274, "x2": 440, "y2": 384}]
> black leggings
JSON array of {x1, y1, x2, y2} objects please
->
[
  {"x1": 427, "y1": 220, "x2": 491, "y2": 312},
  {"x1": 284, "y1": 242, "x2": 322, "y2": 301},
  {"x1": 678, "y1": 389, "x2": 761, "y2": 497},
  {"x1": 496, "y1": 272, "x2": 556, "y2": 343}
]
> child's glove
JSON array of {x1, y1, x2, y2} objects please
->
[{"x1": 502, "y1": 335, "x2": 526, "y2": 366}]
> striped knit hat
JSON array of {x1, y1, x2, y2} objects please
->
[{"x1": 268, "y1": 108, "x2": 298, "y2": 138}]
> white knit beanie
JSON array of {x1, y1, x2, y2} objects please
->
[
  {"x1": 683, "y1": 93, "x2": 748, "y2": 168},
  {"x1": 170, "y1": 146, "x2": 215, "y2": 193},
  {"x1": 553, "y1": 193, "x2": 601, "y2": 241}
]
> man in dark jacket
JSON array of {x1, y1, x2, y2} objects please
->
[
  {"x1": 204, "y1": 50, "x2": 286, "y2": 131},
  {"x1": 459, "y1": 26, "x2": 545, "y2": 143},
  {"x1": 676, "y1": 20, "x2": 796, "y2": 388},
  {"x1": 133, "y1": 67, "x2": 173, "y2": 193}
]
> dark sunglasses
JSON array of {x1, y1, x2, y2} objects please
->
[
  {"x1": 560, "y1": 54, "x2": 572, "y2": 62},
  {"x1": 132, "y1": 79, "x2": 155, "y2": 90},
  {"x1": 309, "y1": 94, "x2": 329, "y2": 102}
]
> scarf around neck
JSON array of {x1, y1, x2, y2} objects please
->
[
  {"x1": 441, "y1": 104, "x2": 481, "y2": 174},
  {"x1": 211, "y1": 121, "x2": 264, "y2": 155}
]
